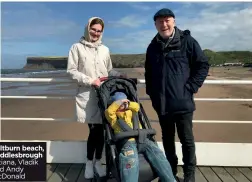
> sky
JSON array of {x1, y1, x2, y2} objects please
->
[{"x1": 1, "y1": 1, "x2": 252, "y2": 69}]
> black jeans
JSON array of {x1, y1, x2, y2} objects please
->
[
  {"x1": 87, "y1": 124, "x2": 104, "y2": 160},
  {"x1": 158, "y1": 112, "x2": 196, "y2": 176}
]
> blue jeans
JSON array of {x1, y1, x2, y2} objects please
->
[{"x1": 119, "y1": 139, "x2": 176, "y2": 182}]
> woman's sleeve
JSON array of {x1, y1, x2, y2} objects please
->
[
  {"x1": 66, "y1": 44, "x2": 94, "y2": 86},
  {"x1": 106, "y1": 50, "x2": 123, "y2": 77}
]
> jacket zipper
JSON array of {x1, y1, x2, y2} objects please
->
[
  {"x1": 161, "y1": 47, "x2": 171, "y2": 115},
  {"x1": 161, "y1": 52, "x2": 166, "y2": 114},
  {"x1": 95, "y1": 47, "x2": 98, "y2": 78}
]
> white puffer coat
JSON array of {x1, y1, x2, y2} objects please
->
[{"x1": 67, "y1": 17, "x2": 121, "y2": 124}]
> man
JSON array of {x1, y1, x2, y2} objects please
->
[{"x1": 144, "y1": 8, "x2": 209, "y2": 182}]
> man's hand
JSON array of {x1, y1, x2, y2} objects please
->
[{"x1": 91, "y1": 78, "x2": 101, "y2": 87}]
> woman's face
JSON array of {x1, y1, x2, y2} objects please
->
[{"x1": 89, "y1": 24, "x2": 103, "y2": 42}]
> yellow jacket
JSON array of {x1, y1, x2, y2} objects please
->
[{"x1": 105, "y1": 100, "x2": 142, "y2": 140}]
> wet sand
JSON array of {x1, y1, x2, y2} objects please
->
[{"x1": 1, "y1": 67, "x2": 252, "y2": 143}]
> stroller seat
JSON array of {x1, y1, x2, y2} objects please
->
[{"x1": 95, "y1": 77, "x2": 159, "y2": 182}]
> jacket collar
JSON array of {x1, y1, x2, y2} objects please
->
[{"x1": 151, "y1": 26, "x2": 189, "y2": 50}]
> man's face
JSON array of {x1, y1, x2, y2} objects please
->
[{"x1": 155, "y1": 16, "x2": 175, "y2": 39}]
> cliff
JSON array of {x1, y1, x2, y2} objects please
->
[
  {"x1": 24, "y1": 57, "x2": 68, "y2": 69},
  {"x1": 23, "y1": 54, "x2": 146, "y2": 70},
  {"x1": 23, "y1": 50, "x2": 252, "y2": 69}
]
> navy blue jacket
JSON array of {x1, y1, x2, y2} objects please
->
[{"x1": 144, "y1": 27, "x2": 209, "y2": 115}]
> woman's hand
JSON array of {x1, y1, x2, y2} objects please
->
[
  {"x1": 91, "y1": 78, "x2": 101, "y2": 87},
  {"x1": 120, "y1": 73, "x2": 127, "y2": 78}
]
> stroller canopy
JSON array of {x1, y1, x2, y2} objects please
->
[{"x1": 97, "y1": 77, "x2": 139, "y2": 109}]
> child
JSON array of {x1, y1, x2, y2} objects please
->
[{"x1": 105, "y1": 92, "x2": 176, "y2": 182}]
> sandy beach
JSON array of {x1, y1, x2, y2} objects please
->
[{"x1": 1, "y1": 67, "x2": 252, "y2": 143}]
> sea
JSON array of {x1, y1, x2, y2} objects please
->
[
  {"x1": 1, "y1": 69, "x2": 74, "y2": 96},
  {"x1": 1, "y1": 69, "x2": 66, "y2": 76},
  {"x1": 1, "y1": 68, "x2": 140, "y2": 96}
]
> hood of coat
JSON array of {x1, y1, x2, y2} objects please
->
[{"x1": 80, "y1": 17, "x2": 104, "y2": 48}]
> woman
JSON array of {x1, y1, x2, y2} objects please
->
[{"x1": 67, "y1": 17, "x2": 124, "y2": 179}]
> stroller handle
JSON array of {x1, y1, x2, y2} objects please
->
[
  {"x1": 98, "y1": 76, "x2": 128, "y2": 82},
  {"x1": 93, "y1": 76, "x2": 139, "y2": 90},
  {"x1": 92, "y1": 76, "x2": 121, "y2": 90},
  {"x1": 99, "y1": 76, "x2": 109, "y2": 82},
  {"x1": 99, "y1": 76, "x2": 139, "y2": 84}
]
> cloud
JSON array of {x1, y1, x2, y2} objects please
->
[
  {"x1": 106, "y1": 2, "x2": 252, "y2": 53},
  {"x1": 104, "y1": 30, "x2": 157, "y2": 53},
  {"x1": 125, "y1": 2, "x2": 151, "y2": 11},
  {"x1": 201, "y1": 2, "x2": 247, "y2": 13},
  {"x1": 177, "y1": 3, "x2": 252, "y2": 51},
  {"x1": 126, "y1": 2, "x2": 189, "y2": 12},
  {"x1": 2, "y1": 1, "x2": 252, "y2": 59},
  {"x1": 108, "y1": 15, "x2": 148, "y2": 28},
  {"x1": 1, "y1": 2, "x2": 83, "y2": 68},
  {"x1": 1, "y1": 3, "x2": 82, "y2": 43}
]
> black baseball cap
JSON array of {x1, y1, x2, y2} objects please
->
[{"x1": 153, "y1": 8, "x2": 175, "y2": 21}]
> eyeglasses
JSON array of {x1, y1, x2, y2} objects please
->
[{"x1": 90, "y1": 28, "x2": 102, "y2": 34}]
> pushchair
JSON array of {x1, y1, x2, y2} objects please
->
[{"x1": 93, "y1": 76, "x2": 159, "y2": 182}]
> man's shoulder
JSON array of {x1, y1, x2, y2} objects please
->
[
  {"x1": 147, "y1": 33, "x2": 158, "y2": 46},
  {"x1": 181, "y1": 29, "x2": 191, "y2": 36},
  {"x1": 147, "y1": 39, "x2": 157, "y2": 52},
  {"x1": 178, "y1": 28, "x2": 197, "y2": 44}
]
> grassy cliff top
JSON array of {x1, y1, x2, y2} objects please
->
[
  {"x1": 27, "y1": 50, "x2": 252, "y2": 67},
  {"x1": 27, "y1": 56, "x2": 67, "y2": 60}
]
